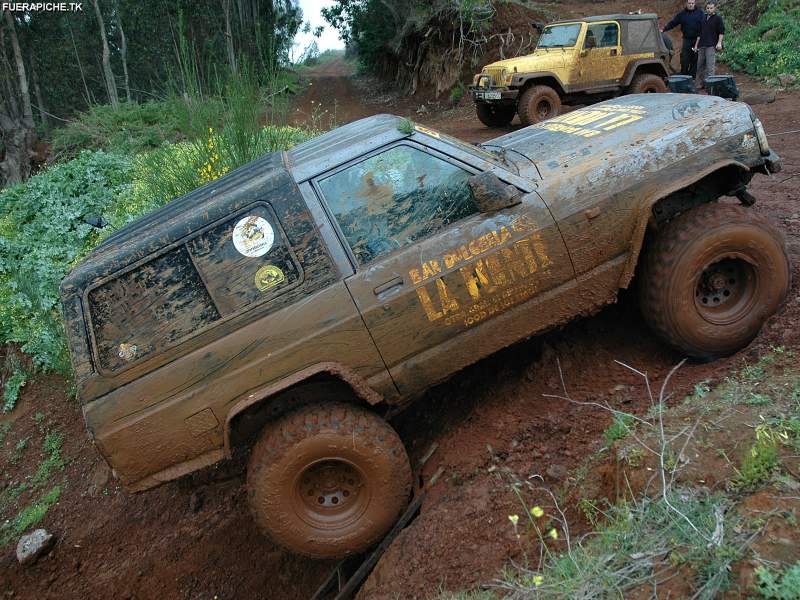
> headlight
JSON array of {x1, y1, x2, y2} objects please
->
[{"x1": 752, "y1": 117, "x2": 770, "y2": 155}]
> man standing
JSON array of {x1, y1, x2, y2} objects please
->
[
  {"x1": 662, "y1": 0, "x2": 704, "y2": 77},
  {"x1": 695, "y1": 2, "x2": 725, "y2": 88}
]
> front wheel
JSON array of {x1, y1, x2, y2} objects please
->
[
  {"x1": 628, "y1": 73, "x2": 668, "y2": 94},
  {"x1": 476, "y1": 103, "x2": 515, "y2": 127},
  {"x1": 247, "y1": 402, "x2": 412, "y2": 559},
  {"x1": 518, "y1": 85, "x2": 561, "y2": 126},
  {"x1": 639, "y1": 203, "x2": 790, "y2": 359}
]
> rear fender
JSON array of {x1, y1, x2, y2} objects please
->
[{"x1": 223, "y1": 362, "x2": 383, "y2": 457}]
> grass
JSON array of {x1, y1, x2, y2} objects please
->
[
  {"x1": 754, "y1": 561, "x2": 800, "y2": 599},
  {"x1": 31, "y1": 431, "x2": 66, "y2": 486},
  {"x1": 0, "y1": 486, "x2": 61, "y2": 546}
]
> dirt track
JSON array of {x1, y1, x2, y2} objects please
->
[{"x1": 4, "y1": 36, "x2": 800, "y2": 600}]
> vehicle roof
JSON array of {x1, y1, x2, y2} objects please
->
[
  {"x1": 288, "y1": 113, "x2": 408, "y2": 181},
  {"x1": 549, "y1": 13, "x2": 658, "y2": 24}
]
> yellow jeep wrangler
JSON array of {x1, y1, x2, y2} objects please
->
[{"x1": 471, "y1": 14, "x2": 671, "y2": 127}]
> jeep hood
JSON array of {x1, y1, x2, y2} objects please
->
[
  {"x1": 482, "y1": 49, "x2": 569, "y2": 75},
  {"x1": 484, "y1": 94, "x2": 753, "y2": 178}
]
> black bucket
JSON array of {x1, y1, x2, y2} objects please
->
[
  {"x1": 704, "y1": 75, "x2": 739, "y2": 100},
  {"x1": 667, "y1": 75, "x2": 697, "y2": 93}
]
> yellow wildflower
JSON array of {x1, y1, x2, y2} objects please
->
[
  {"x1": 531, "y1": 506, "x2": 544, "y2": 518},
  {"x1": 548, "y1": 528, "x2": 559, "y2": 540},
  {"x1": 508, "y1": 514, "x2": 519, "y2": 527},
  {"x1": 533, "y1": 575, "x2": 544, "y2": 586}
]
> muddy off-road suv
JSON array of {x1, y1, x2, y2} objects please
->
[
  {"x1": 61, "y1": 94, "x2": 787, "y2": 559},
  {"x1": 471, "y1": 14, "x2": 671, "y2": 127}
]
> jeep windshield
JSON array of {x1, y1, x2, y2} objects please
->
[{"x1": 537, "y1": 23, "x2": 581, "y2": 48}]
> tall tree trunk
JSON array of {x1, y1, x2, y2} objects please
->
[
  {"x1": 113, "y1": 0, "x2": 131, "y2": 102},
  {"x1": 1, "y1": 9, "x2": 34, "y2": 185},
  {"x1": 29, "y1": 53, "x2": 49, "y2": 134},
  {"x1": 222, "y1": 0, "x2": 237, "y2": 74},
  {"x1": 91, "y1": 0, "x2": 119, "y2": 107}
]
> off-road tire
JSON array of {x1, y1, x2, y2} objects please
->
[
  {"x1": 476, "y1": 103, "x2": 515, "y2": 127},
  {"x1": 518, "y1": 85, "x2": 561, "y2": 126},
  {"x1": 247, "y1": 402, "x2": 412, "y2": 559},
  {"x1": 628, "y1": 73, "x2": 668, "y2": 94},
  {"x1": 639, "y1": 203, "x2": 790, "y2": 359}
]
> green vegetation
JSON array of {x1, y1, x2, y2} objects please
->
[
  {"x1": 32, "y1": 431, "x2": 67, "y2": 487},
  {"x1": 755, "y1": 561, "x2": 800, "y2": 599},
  {"x1": 2, "y1": 368, "x2": 27, "y2": 413},
  {"x1": 602, "y1": 413, "x2": 633, "y2": 447},
  {"x1": 0, "y1": 486, "x2": 61, "y2": 547},
  {"x1": 724, "y1": 1, "x2": 800, "y2": 80}
]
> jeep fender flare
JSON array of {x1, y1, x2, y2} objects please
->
[
  {"x1": 222, "y1": 362, "x2": 384, "y2": 457},
  {"x1": 619, "y1": 160, "x2": 751, "y2": 289},
  {"x1": 621, "y1": 59, "x2": 669, "y2": 87},
  {"x1": 510, "y1": 72, "x2": 567, "y2": 96}
]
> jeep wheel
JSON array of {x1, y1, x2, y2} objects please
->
[
  {"x1": 247, "y1": 402, "x2": 412, "y2": 559},
  {"x1": 476, "y1": 103, "x2": 515, "y2": 127},
  {"x1": 629, "y1": 73, "x2": 668, "y2": 94},
  {"x1": 639, "y1": 203, "x2": 790, "y2": 359},
  {"x1": 518, "y1": 85, "x2": 561, "y2": 126}
]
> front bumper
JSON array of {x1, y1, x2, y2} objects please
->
[
  {"x1": 469, "y1": 83, "x2": 519, "y2": 104},
  {"x1": 763, "y1": 149, "x2": 782, "y2": 174}
]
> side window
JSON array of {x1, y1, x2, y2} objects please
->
[
  {"x1": 585, "y1": 23, "x2": 619, "y2": 48},
  {"x1": 87, "y1": 203, "x2": 302, "y2": 372},
  {"x1": 317, "y1": 145, "x2": 477, "y2": 265}
]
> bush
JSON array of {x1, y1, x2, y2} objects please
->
[
  {"x1": 724, "y1": 2, "x2": 800, "y2": 79},
  {"x1": 51, "y1": 100, "x2": 191, "y2": 159},
  {"x1": 0, "y1": 151, "x2": 134, "y2": 373}
]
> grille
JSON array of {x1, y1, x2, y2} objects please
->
[{"x1": 483, "y1": 67, "x2": 506, "y2": 86}]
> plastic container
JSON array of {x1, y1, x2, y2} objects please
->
[
  {"x1": 667, "y1": 75, "x2": 697, "y2": 94},
  {"x1": 704, "y1": 75, "x2": 739, "y2": 100}
]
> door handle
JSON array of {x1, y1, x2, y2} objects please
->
[
  {"x1": 610, "y1": 48, "x2": 617, "y2": 56},
  {"x1": 373, "y1": 276, "x2": 403, "y2": 296}
]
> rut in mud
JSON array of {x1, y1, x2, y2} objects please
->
[{"x1": 4, "y1": 34, "x2": 800, "y2": 600}]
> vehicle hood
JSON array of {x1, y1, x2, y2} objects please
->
[
  {"x1": 482, "y1": 49, "x2": 569, "y2": 75},
  {"x1": 484, "y1": 94, "x2": 755, "y2": 178}
]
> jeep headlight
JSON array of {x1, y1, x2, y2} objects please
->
[{"x1": 752, "y1": 117, "x2": 770, "y2": 155}]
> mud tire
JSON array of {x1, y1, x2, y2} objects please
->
[
  {"x1": 518, "y1": 85, "x2": 561, "y2": 125},
  {"x1": 247, "y1": 402, "x2": 412, "y2": 559},
  {"x1": 628, "y1": 73, "x2": 668, "y2": 94},
  {"x1": 639, "y1": 203, "x2": 790, "y2": 359},
  {"x1": 476, "y1": 103, "x2": 515, "y2": 127}
]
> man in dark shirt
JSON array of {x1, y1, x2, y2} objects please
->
[
  {"x1": 695, "y1": 2, "x2": 725, "y2": 88},
  {"x1": 662, "y1": 0, "x2": 704, "y2": 76}
]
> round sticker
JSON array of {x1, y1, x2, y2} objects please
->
[
  {"x1": 254, "y1": 265, "x2": 286, "y2": 292},
  {"x1": 233, "y1": 216, "x2": 274, "y2": 257}
]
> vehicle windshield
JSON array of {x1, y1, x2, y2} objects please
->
[{"x1": 537, "y1": 24, "x2": 582, "y2": 48}]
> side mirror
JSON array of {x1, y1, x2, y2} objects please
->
[
  {"x1": 469, "y1": 172, "x2": 522, "y2": 213},
  {"x1": 532, "y1": 22, "x2": 544, "y2": 33}
]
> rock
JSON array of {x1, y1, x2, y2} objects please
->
[
  {"x1": 16, "y1": 529, "x2": 55, "y2": 566},
  {"x1": 89, "y1": 461, "x2": 110, "y2": 496},
  {"x1": 189, "y1": 491, "x2": 204, "y2": 513},
  {"x1": 546, "y1": 464, "x2": 567, "y2": 480},
  {"x1": 778, "y1": 73, "x2": 797, "y2": 86},
  {"x1": 741, "y1": 90, "x2": 776, "y2": 105}
]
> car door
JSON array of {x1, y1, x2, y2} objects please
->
[
  {"x1": 313, "y1": 141, "x2": 573, "y2": 395},
  {"x1": 577, "y1": 21, "x2": 626, "y2": 87}
]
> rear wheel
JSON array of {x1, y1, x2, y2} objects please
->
[
  {"x1": 476, "y1": 103, "x2": 515, "y2": 127},
  {"x1": 247, "y1": 402, "x2": 412, "y2": 559},
  {"x1": 639, "y1": 203, "x2": 790, "y2": 359},
  {"x1": 628, "y1": 73, "x2": 668, "y2": 94},
  {"x1": 518, "y1": 85, "x2": 561, "y2": 126}
]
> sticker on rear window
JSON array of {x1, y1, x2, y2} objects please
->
[
  {"x1": 233, "y1": 216, "x2": 274, "y2": 257},
  {"x1": 254, "y1": 265, "x2": 286, "y2": 292}
]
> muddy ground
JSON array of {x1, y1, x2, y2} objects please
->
[{"x1": 4, "y1": 17, "x2": 800, "y2": 600}]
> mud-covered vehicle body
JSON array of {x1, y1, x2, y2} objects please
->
[
  {"x1": 61, "y1": 94, "x2": 786, "y2": 559},
  {"x1": 471, "y1": 14, "x2": 671, "y2": 127}
]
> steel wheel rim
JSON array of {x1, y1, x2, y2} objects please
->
[
  {"x1": 536, "y1": 99, "x2": 552, "y2": 120},
  {"x1": 293, "y1": 458, "x2": 370, "y2": 530},
  {"x1": 694, "y1": 257, "x2": 758, "y2": 325}
]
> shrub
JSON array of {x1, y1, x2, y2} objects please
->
[
  {"x1": 0, "y1": 151, "x2": 134, "y2": 372},
  {"x1": 723, "y1": 2, "x2": 800, "y2": 79}
]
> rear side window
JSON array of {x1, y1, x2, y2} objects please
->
[
  {"x1": 585, "y1": 22, "x2": 619, "y2": 48},
  {"x1": 87, "y1": 203, "x2": 302, "y2": 372},
  {"x1": 318, "y1": 145, "x2": 476, "y2": 265}
]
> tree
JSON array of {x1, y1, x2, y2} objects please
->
[
  {"x1": 92, "y1": 0, "x2": 119, "y2": 107},
  {"x1": 1, "y1": 9, "x2": 35, "y2": 185}
]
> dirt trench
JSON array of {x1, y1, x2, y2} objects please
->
[{"x1": 4, "y1": 42, "x2": 800, "y2": 600}]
